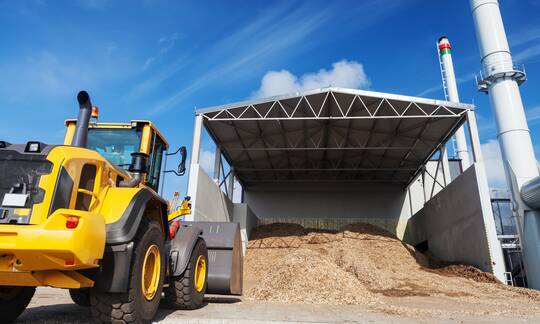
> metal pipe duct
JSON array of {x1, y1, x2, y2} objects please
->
[{"x1": 521, "y1": 177, "x2": 540, "y2": 210}]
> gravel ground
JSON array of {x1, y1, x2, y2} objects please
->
[{"x1": 16, "y1": 288, "x2": 540, "y2": 323}]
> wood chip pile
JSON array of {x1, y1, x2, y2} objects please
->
[{"x1": 244, "y1": 222, "x2": 540, "y2": 316}]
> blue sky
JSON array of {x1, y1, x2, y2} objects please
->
[{"x1": 1, "y1": 0, "x2": 540, "y2": 198}]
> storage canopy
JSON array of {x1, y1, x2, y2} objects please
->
[{"x1": 196, "y1": 87, "x2": 472, "y2": 186}]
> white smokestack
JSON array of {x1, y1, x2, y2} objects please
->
[
  {"x1": 437, "y1": 36, "x2": 471, "y2": 169},
  {"x1": 471, "y1": 0, "x2": 540, "y2": 289}
]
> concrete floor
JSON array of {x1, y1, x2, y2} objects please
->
[{"x1": 14, "y1": 288, "x2": 540, "y2": 323}]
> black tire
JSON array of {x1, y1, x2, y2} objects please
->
[
  {"x1": 163, "y1": 239, "x2": 208, "y2": 310},
  {"x1": 69, "y1": 288, "x2": 91, "y2": 307},
  {"x1": 90, "y1": 219, "x2": 166, "y2": 324},
  {"x1": 0, "y1": 286, "x2": 35, "y2": 323}
]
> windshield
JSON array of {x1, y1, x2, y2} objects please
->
[{"x1": 87, "y1": 128, "x2": 141, "y2": 169}]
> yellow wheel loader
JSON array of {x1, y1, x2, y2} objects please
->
[{"x1": 0, "y1": 91, "x2": 242, "y2": 323}]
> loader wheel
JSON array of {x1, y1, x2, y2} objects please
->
[
  {"x1": 90, "y1": 219, "x2": 165, "y2": 324},
  {"x1": 0, "y1": 286, "x2": 35, "y2": 323},
  {"x1": 69, "y1": 288, "x2": 90, "y2": 307},
  {"x1": 163, "y1": 239, "x2": 208, "y2": 310}
]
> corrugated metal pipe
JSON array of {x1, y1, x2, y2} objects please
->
[{"x1": 521, "y1": 176, "x2": 540, "y2": 210}]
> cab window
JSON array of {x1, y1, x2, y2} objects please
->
[
  {"x1": 87, "y1": 128, "x2": 142, "y2": 170},
  {"x1": 146, "y1": 135, "x2": 165, "y2": 191}
]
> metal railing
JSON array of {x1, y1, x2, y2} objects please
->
[{"x1": 476, "y1": 60, "x2": 526, "y2": 92}]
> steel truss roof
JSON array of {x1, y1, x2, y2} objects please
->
[{"x1": 197, "y1": 87, "x2": 472, "y2": 187}]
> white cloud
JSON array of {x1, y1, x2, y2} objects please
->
[
  {"x1": 143, "y1": 33, "x2": 179, "y2": 70},
  {"x1": 526, "y1": 104, "x2": 540, "y2": 124},
  {"x1": 481, "y1": 139, "x2": 507, "y2": 188},
  {"x1": 509, "y1": 25, "x2": 540, "y2": 48},
  {"x1": 252, "y1": 60, "x2": 370, "y2": 98},
  {"x1": 146, "y1": 4, "x2": 329, "y2": 115},
  {"x1": 480, "y1": 139, "x2": 540, "y2": 189},
  {"x1": 415, "y1": 73, "x2": 475, "y2": 98},
  {"x1": 0, "y1": 46, "x2": 136, "y2": 105},
  {"x1": 0, "y1": 51, "x2": 99, "y2": 101},
  {"x1": 514, "y1": 44, "x2": 540, "y2": 63},
  {"x1": 199, "y1": 149, "x2": 215, "y2": 175},
  {"x1": 145, "y1": 0, "x2": 409, "y2": 115}
]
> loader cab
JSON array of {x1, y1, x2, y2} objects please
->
[{"x1": 64, "y1": 120, "x2": 169, "y2": 192}]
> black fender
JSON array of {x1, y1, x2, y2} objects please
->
[
  {"x1": 90, "y1": 241, "x2": 134, "y2": 293},
  {"x1": 169, "y1": 225, "x2": 204, "y2": 277},
  {"x1": 105, "y1": 188, "x2": 168, "y2": 244}
]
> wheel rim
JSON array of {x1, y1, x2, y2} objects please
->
[
  {"x1": 194, "y1": 255, "x2": 207, "y2": 293},
  {"x1": 141, "y1": 244, "x2": 161, "y2": 301}
]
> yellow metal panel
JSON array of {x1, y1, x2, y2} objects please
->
[
  {"x1": 98, "y1": 187, "x2": 142, "y2": 224},
  {"x1": 63, "y1": 119, "x2": 169, "y2": 149},
  {"x1": 0, "y1": 209, "x2": 106, "y2": 271},
  {"x1": 31, "y1": 146, "x2": 108, "y2": 224},
  {"x1": 0, "y1": 272, "x2": 43, "y2": 287},
  {"x1": 0, "y1": 270, "x2": 94, "y2": 289},
  {"x1": 168, "y1": 198, "x2": 191, "y2": 221},
  {"x1": 132, "y1": 120, "x2": 169, "y2": 149},
  {"x1": 36, "y1": 270, "x2": 94, "y2": 288},
  {"x1": 64, "y1": 122, "x2": 76, "y2": 145},
  {"x1": 140, "y1": 124, "x2": 153, "y2": 154},
  {"x1": 30, "y1": 146, "x2": 145, "y2": 226},
  {"x1": 30, "y1": 148, "x2": 65, "y2": 224}
]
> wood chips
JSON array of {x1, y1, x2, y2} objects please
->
[{"x1": 244, "y1": 222, "x2": 540, "y2": 317}]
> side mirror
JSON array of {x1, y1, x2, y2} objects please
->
[
  {"x1": 178, "y1": 146, "x2": 187, "y2": 176},
  {"x1": 164, "y1": 146, "x2": 187, "y2": 177}
]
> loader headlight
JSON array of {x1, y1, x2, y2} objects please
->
[{"x1": 25, "y1": 141, "x2": 42, "y2": 153}]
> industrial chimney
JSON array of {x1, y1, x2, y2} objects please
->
[
  {"x1": 437, "y1": 36, "x2": 471, "y2": 169},
  {"x1": 470, "y1": 0, "x2": 540, "y2": 288}
]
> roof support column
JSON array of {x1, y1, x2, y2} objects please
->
[
  {"x1": 190, "y1": 114, "x2": 203, "y2": 164},
  {"x1": 186, "y1": 114, "x2": 204, "y2": 221},
  {"x1": 440, "y1": 145, "x2": 450, "y2": 186},
  {"x1": 214, "y1": 145, "x2": 222, "y2": 181},
  {"x1": 228, "y1": 168, "x2": 235, "y2": 200},
  {"x1": 466, "y1": 110, "x2": 483, "y2": 164}
]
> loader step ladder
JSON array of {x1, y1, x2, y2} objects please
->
[{"x1": 504, "y1": 271, "x2": 514, "y2": 286}]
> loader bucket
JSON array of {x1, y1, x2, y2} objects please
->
[{"x1": 186, "y1": 221, "x2": 243, "y2": 295}]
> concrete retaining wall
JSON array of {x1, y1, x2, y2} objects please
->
[
  {"x1": 244, "y1": 182, "x2": 408, "y2": 236},
  {"x1": 232, "y1": 203, "x2": 258, "y2": 253},
  {"x1": 403, "y1": 163, "x2": 506, "y2": 281},
  {"x1": 186, "y1": 163, "x2": 233, "y2": 222}
]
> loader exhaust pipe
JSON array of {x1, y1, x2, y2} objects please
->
[{"x1": 72, "y1": 91, "x2": 93, "y2": 148}]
